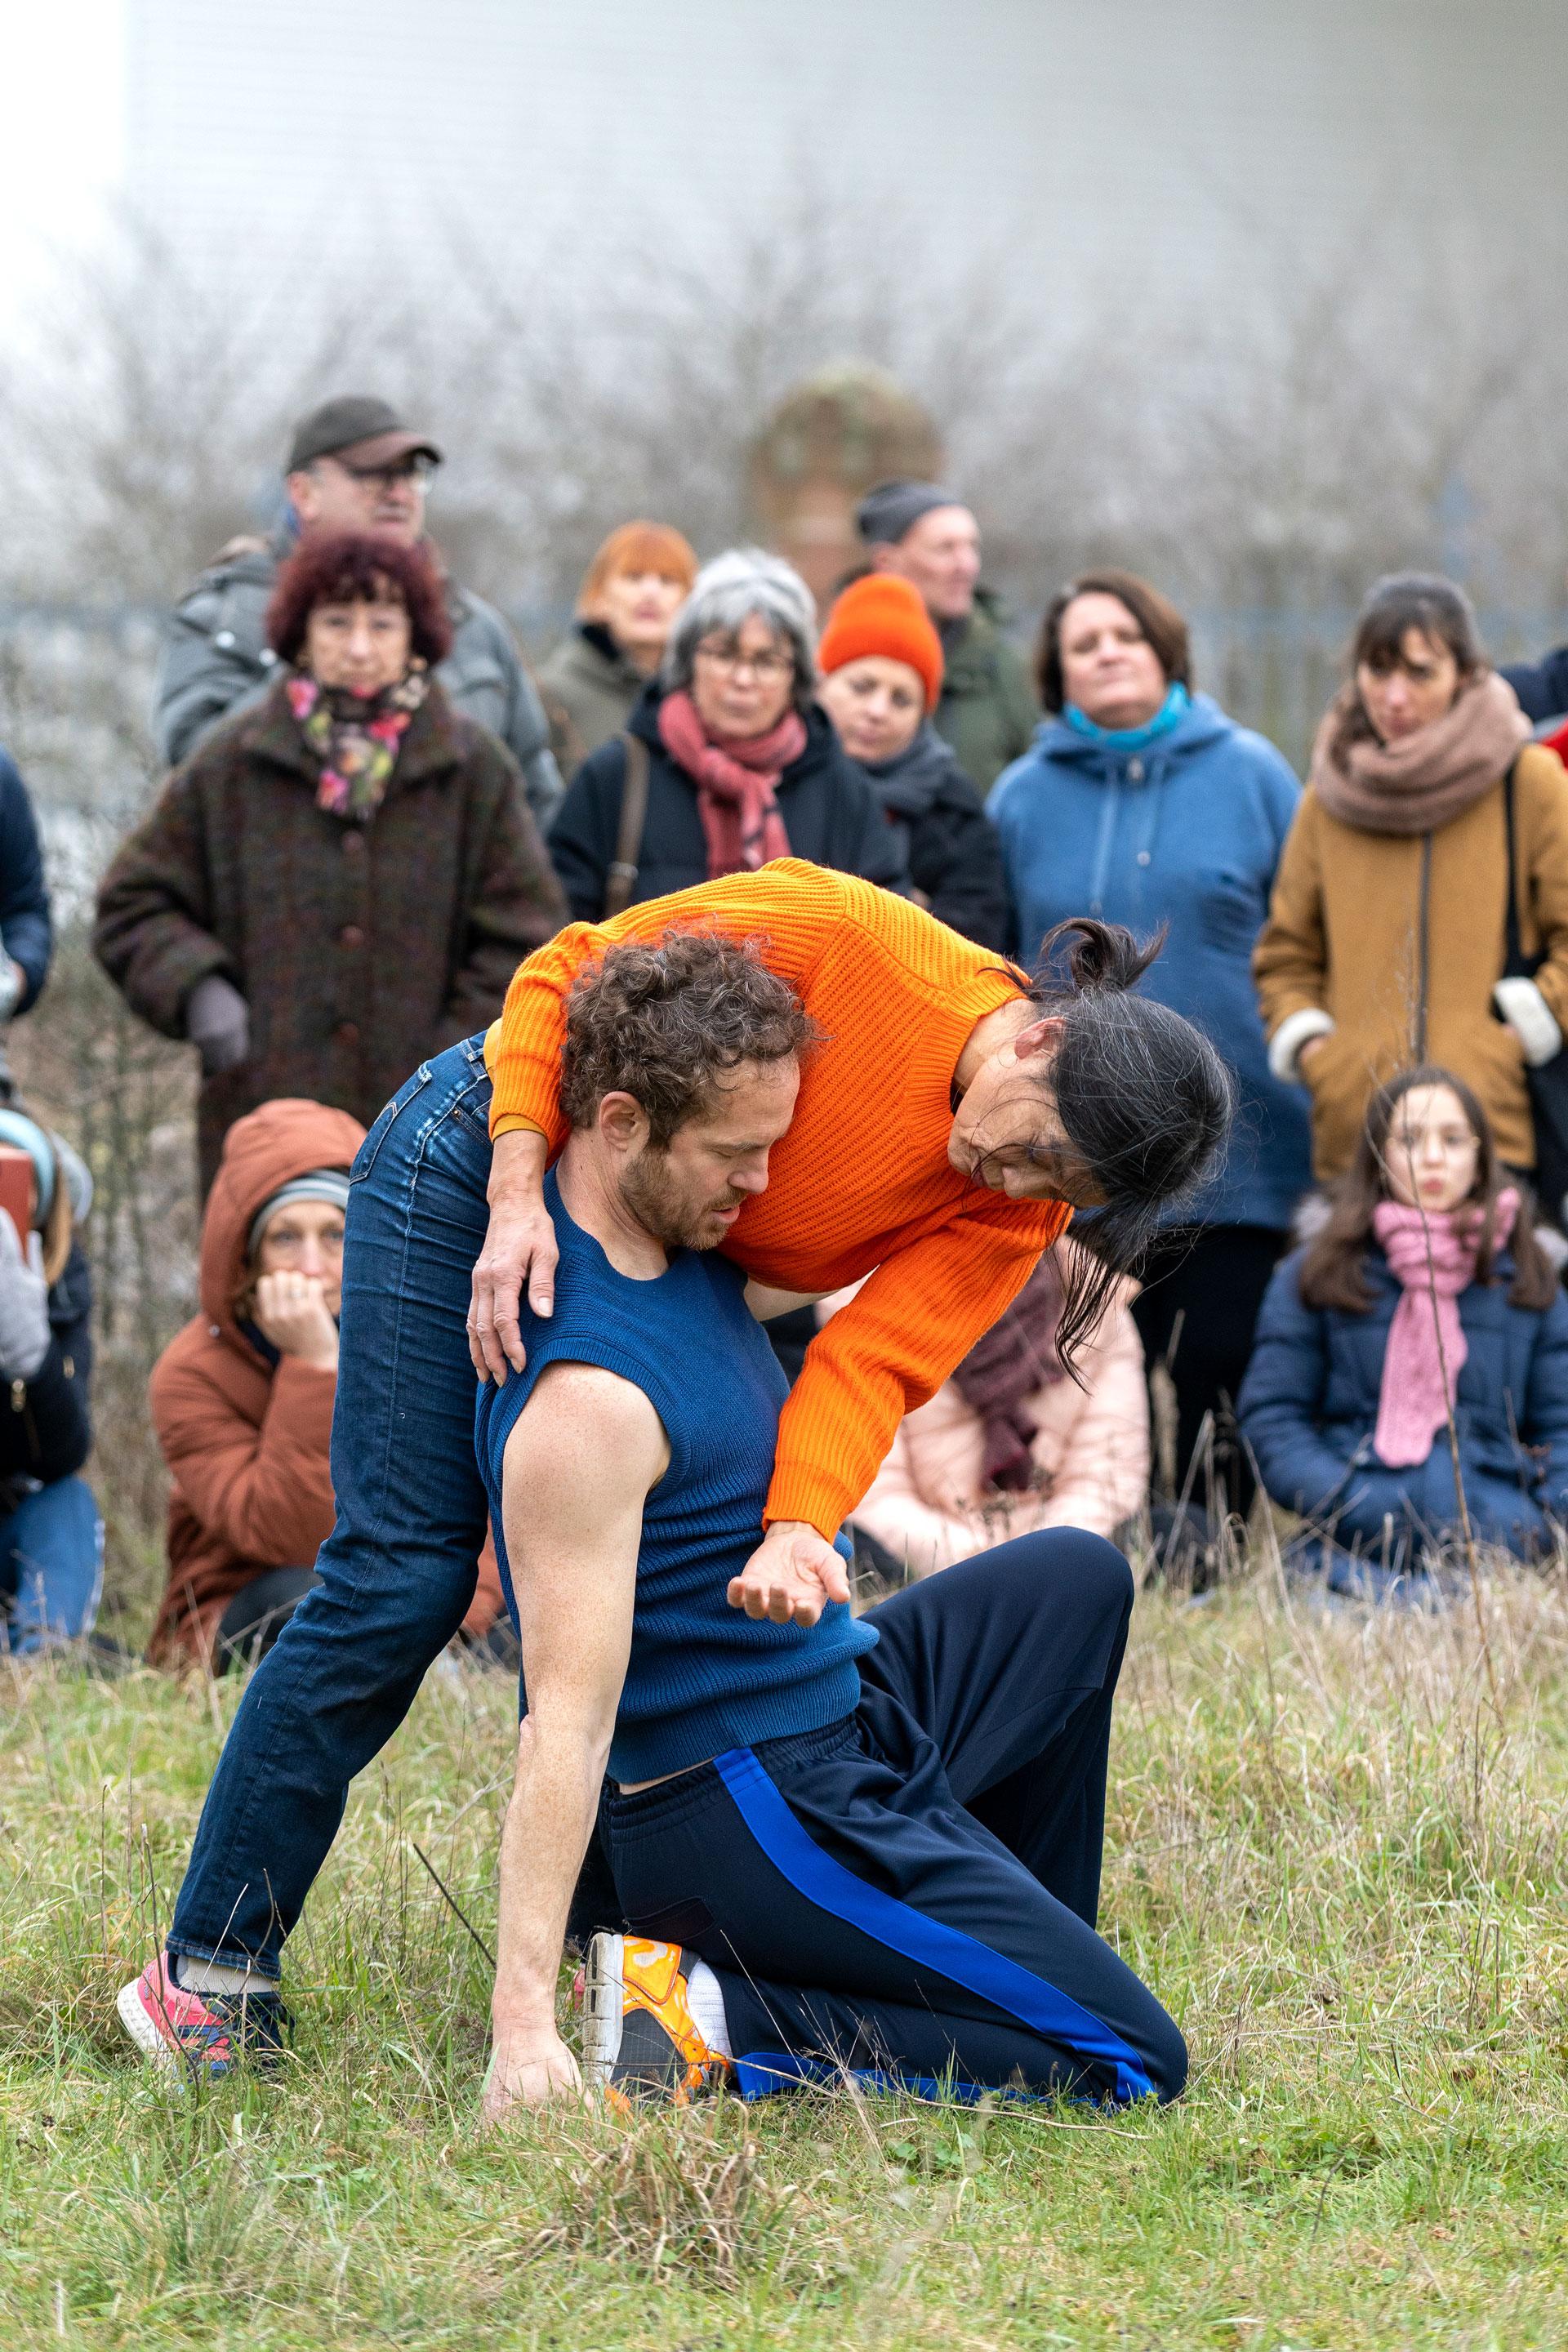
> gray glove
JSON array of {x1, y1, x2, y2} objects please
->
[
  {"x1": 185, "y1": 973, "x2": 251, "y2": 1077},
  {"x1": 0, "y1": 1214, "x2": 50, "y2": 1380}
]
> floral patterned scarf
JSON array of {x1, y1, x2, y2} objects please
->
[{"x1": 286, "y1": 663, "x2": 430, "y2": 820}]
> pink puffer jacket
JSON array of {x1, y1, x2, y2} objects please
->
[{"x1": 822, "y1": 1267, "x2": 1148, "y2": 1575}]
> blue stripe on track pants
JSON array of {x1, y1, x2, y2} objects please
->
[{"x1": 599, "y1": 1529, "x2": 1187, "y2": 2106}]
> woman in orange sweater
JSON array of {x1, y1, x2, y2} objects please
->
[
  {"x1": 137, "y1": 859, "x2": 1228, "y2": 2055},
  {"x1": 474, "y1": 861, "x2": 1228, "y2": 1615}
]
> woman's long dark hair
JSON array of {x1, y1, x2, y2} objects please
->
[
  {"x1": 1298, "y1": 1065, "x2": 1556, "y2": 1312},
  {"x1": 1016, "y1": 920, "x2": 1233, "y2": 1374}
]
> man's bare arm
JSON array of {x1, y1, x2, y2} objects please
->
[
  {"x1": 743, "y1": 1281, "x2": 831, "y2": 1322},
  {"x1": 484, "y1": 1361, "x2": 668, "y2": 2121}
]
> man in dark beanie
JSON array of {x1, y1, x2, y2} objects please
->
[
  {"x1": 858, "y1": 479, "x2": 1037, "y2": 799},
  {"x1": 153, "y1": 395, "x2": 563, "y2": 827}
]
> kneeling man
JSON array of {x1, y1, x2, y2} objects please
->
[{"x1": 479, "y1": 930, "x2": 1186, "y2": 2116}]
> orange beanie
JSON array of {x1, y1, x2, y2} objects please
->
[{"x1": 817, "y1": 574, "x2": 944, "y2": 712}]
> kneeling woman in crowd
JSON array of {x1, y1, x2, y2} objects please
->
[
  {"x1": 1238, "y1": 1067, "x2": 1568, "y2": 1599},
  {"x1": 148, "y1": 1098, "x2": 511, "y2": 1672},
  {"x1": 0, "y1": 1107, "x2": 100, "y2": 1653},
  {"x1": 830, "y1": 1238, "x2": 1149, "y2": 1577},
  {"x1": 149, "y1": 1099, "x2": 365, "y2": 1672}
]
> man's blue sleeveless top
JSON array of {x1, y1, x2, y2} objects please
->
[{"x1": 474, "y1": 1169, "x2": 875, "y2": 1784}]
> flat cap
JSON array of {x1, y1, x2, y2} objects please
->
[{"x1": 285, "y1": 395, "x2": 443, "y2": 476}]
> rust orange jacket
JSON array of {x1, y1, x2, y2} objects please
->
[
  {"x1": 486, "y1": 860, "x2": 1070, "y2": 1538},
  {"x1": 149, "y1": 1098, "x2": 504, "y2": 1670}
]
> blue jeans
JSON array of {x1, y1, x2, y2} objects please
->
[
  {"x1": 169, "y1": 1036, "x2": 495, "y2": 1976},
  {"x1": 0, "y1": 1475, "x2": 103, "y2": 1653}
]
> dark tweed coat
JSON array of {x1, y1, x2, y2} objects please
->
[{"x1": 94, "y1": 675, "x2": 567, "y2": 1192}]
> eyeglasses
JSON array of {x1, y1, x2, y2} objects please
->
[
  {"x1": 693, "y1": 638, "x2": 794, "y2": 682},
  {"x1": 338, "y1": 454, "x2": 437, "y2": 491}
]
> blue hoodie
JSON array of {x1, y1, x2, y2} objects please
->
[{"x1": 989, "y1": 693, "x2": 1310, "y2": 1229}]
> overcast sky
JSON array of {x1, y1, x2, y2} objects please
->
[{"x1": 0, "y1": 5, "x2": 124, "y2": 318}]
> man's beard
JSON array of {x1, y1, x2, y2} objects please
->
[{"x1": 619, "y1": 1147, "x2": 734, "y2": 1253}]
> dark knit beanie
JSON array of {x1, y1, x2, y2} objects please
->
[{"x1": 855, "y1": 479, "x2": 963, "y2": 548}]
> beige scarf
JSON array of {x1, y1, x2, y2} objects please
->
[{"x1": 1309, "y1": 670, "x2": 1530, "y2": 836}]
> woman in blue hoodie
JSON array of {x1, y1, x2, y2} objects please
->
[{"x1": 990, "y1": 570, "x2": 1311, "y2": 1538}]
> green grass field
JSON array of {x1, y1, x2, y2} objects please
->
[{"x1": 2, "y1": 1561, "x2": 1566, "y2": 2350}]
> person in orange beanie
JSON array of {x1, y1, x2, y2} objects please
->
[{"x1": 818, "y1": 574, "x2": 1008, "y2": 946}]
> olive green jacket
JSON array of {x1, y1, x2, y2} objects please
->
[
  {"x1": 537, "y1": 624, "x2": 650, "y2": 777},
  {"x1": 933, "y1": 590, "x2": 1040, "y2": 799}
]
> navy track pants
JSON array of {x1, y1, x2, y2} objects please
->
[{"x1": 599, "y1": 1530, "x2": 1187, "y2": 2106}]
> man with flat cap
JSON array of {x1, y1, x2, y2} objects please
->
[
  {"x1": 154, "y1": 394, "x2": 563, "y2": 826},
  {"x1": 858, "y1": 479, "x2": 1037, "y2": 799}
]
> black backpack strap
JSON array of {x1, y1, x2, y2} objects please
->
[{"x1": 603, "y1": 733, "x2": 649, "y2": 920}]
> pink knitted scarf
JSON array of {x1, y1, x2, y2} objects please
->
[
  {"x1": 1370, "y1": 1187, "x2": 1518, "y2": 1467},
  {"x1": 657, "y1": 689, "x2": 803, "y2": 880}
]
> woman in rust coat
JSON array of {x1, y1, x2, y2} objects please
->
[{"x1": 148, "y1": 1096, "x2": 503, "y2": 1671}]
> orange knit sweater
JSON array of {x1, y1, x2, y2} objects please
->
[{"x1": 486, "y1": 861, "x2": 1070, "y2": 1538}]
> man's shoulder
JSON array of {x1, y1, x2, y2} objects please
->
[
  {"x1": 497, "y1": 1355, "x2": 667, "y2": 1492},
  {"x1": 947, "y1": 592, "x2": 1029, "y2": 684},
  {"x1": 171, "y1": 538, "x2": 277, "y2": 635},
  {"x1": 522, "y1": 1355, "x2": 660, "y2": 1423},
  {"x1": 447, "y1": 582, "x2": 522, "y2": 668}
]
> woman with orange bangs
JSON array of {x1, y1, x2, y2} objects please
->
[{"x1": 540, "y1": 522, "x2": 699, "y2": 773}]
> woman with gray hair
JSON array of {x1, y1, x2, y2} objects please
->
[{"x1": 546, "y1": 548, "x2": 909, "y2": 920}]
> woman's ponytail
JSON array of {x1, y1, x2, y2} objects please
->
[{"x1": 1040, "y1": 916, "x2": 1164, "y2": 997}]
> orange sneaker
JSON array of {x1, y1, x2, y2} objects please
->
[{"x1": 582, "y1": 1934, "x2": 733, "y2": 2111}]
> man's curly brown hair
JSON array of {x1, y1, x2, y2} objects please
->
[{"x1": 559, "y1": 930, "x2": 818, "y2": 1146}]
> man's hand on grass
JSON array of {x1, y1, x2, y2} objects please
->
[
  {"x1": 728, "y1": 1519, "x2": 850, "y2": 1628},
  {"x1": 482, "y1": 2020, "x2": 582, "y2": 2121}
]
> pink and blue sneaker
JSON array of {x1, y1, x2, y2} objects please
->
[{"x1": 116, "y1": 1954, "x2": 289, "y2": 2079}]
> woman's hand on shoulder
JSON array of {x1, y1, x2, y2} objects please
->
[{"x1": 470, "y1": 1129, "x2": 557, "y2": 1381}]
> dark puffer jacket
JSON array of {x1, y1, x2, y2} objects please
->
[
  {"x1": 1238, "y1": 1241, "x2": 1568, "y2": 1557},
  {"x1": 546, "y1": 685, "x2": 910, "y2": 921},
  {"x1": 854, "y1": 721, "x2": 1009, "y2": 948},
  {"x1": 0, "y1": 1242, "x2": 91, "y2": 1507}
]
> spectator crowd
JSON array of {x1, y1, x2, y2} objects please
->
[{"x1": 3, "y1": 381, "x2": 1568, "y2": 1663}]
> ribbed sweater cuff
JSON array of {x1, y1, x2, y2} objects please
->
[
  {"x1": 487, "y1": 1043, "x2": 568, "y2": 1145},
  {"x1": 764, "y1": 1460, "x2": 852, "y2": 1543}
]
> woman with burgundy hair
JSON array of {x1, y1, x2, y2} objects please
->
[
  {"x1": 544, "y1": 548, "x2": 909, "y2": 922},
  {"x1": 95, "y1": 532, "x2": 566, "y2": 1192}
]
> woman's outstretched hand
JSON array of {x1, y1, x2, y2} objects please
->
[
  {"x1": 728, "y1": 1520, "x2": 851, "y2": 1627},
  {"x1": 469, "y1": 1129, "x2": 557, "y2": 1382}
]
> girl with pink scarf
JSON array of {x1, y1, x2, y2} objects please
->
[{"x1": 1239, "y1": 1067, "x2": 1568, "y2": 1601}]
